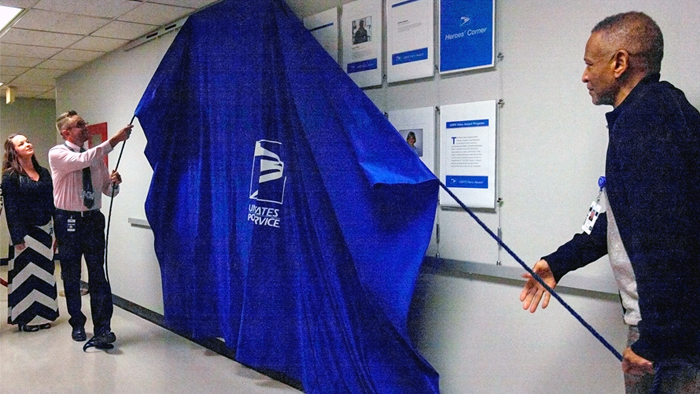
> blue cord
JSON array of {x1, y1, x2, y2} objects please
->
[
  {"x1": 104, "y1": 115, "x2": 135, "y2": 283},
  {"x1": 438, "y1": 181, "x2": 623, "y2": 362}
]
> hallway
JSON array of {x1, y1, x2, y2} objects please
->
[{"x1": 0, "y1": 265, "x2": 301, "y2": 394}]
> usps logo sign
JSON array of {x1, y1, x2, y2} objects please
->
[
  {"x1": 248, "y1": 140, "x2": 287, "y2": 228},
  {"x1": 249, "y1": 140, "x2": 286, "y2": 204}
]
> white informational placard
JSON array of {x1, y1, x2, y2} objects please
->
[
  {"x1": 439, "y1": 100, "x2": 497, "y2": 208},
  {"x1": 303, "y1": 8, "x2": 339, "y2": 63},
  {"x1": 342, "y1": 0, "x2": 383, "y2": 88},
  {"x1": 388, "y1": 106, "x2": 436, "y2": 174},
  {"x1": 386, "y1": 0, "x2": 434, "y2": 83}
]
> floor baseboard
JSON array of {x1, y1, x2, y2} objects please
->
[{"x1": 111, "y1": 294, "x2": 303, "y2": 392}]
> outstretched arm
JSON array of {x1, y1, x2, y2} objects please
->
[{"x1": 520, "y1": 213, "x2": 608, "y2": 313}]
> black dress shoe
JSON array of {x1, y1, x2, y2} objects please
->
[
  {"x1": 21, "y1": 325, "x2": 40, "y2": 332},
  {"x1": 93, "y1": 331, "x2": 116, "y2": 345},
  {"x1": 39, "y1": 323, "x2": 51, "y2": 330},
  {"x1": 83, "y1": 331, "x2": 116, "y2": 351},
  {"x1": 72, "y1": 327, "x2": 87, "y2": 341}
]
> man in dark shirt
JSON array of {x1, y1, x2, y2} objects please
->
[{"x1": 520, "y1": 12, "x2": 700, "y2": 393}]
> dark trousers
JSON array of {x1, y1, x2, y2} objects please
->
[
  {"x1": 55, "y1": 209, "x2": 113, "y2": 336},
  {"x1": 651, "y1": 361, "x2": 700, "y2": 394}
]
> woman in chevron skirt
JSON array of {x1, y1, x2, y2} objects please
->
[{"x1": 2, "y1": 134, "x2": 58, "y2": 332}]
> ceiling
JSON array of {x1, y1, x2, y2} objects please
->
[{"x1": 0, "y1": 0, "x2": 221, "y2": 100}]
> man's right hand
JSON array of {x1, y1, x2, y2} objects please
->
[
  {"x1": 520, "y1": 259, "x2": 557, "y2": 313},
  {"x1": 109, "y1": 124, "x2": 134, "y2": 147}
]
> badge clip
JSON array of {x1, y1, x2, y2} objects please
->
[{"x1": 582, "y1": 176, "x2": 605, "y2": 234}]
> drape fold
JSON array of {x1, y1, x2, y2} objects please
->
[{"x1": 135, "y1": 0, "x2": 439, "y2": 392}]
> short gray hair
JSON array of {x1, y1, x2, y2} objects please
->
[{"x1": 592, "y1": 12, "x2": 663, "y2": 74}]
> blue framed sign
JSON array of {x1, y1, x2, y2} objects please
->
[{"x1": 439, "y1": 0, "x2": 495, "y2": 74}]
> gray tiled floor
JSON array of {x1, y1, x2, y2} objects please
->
[{"x1": 0, "y1": 265, "x2": 301, "y2": 394}]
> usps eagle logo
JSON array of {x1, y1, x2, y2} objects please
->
[{"x1": 249, "y1": 140, "x2": 287, "y2": 204}]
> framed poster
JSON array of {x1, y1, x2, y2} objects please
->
[
  {"x1": 386, "y1": 0, "x2": 434, "y2": 83},
  {"x1": 304, "y1": 8, "x2": 339, "y2": 63},
  {"x1": 342, "y1": 0, "x2": 383, "y2": 88},
  {"x1": 87, "y1": 122, "x2": 108, "y2": 167},
  {"x1": 439, "y1": 100, "x2": 496, "y2": 208},
  {"x1": 439, "y1": 0, "x2": 495, "y2": 74},
  {"x1": 388, "y1": 106, "x2": 436, "y2": 173}
]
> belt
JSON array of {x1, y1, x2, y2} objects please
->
[{"x1": 56, "y1": 208, "x2": 100, "y2": 217}]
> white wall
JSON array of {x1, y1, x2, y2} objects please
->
[
  {"x1": 55, "y1": 34, "x2": 177, "y2": 314},
  {"x1": 0, "y1": 98, "x2": 56, "y2": 258},
  {"x1": 54, "y1": 1, "x2": 700, "y2": 393}
]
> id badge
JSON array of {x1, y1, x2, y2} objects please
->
[
  {"x1": 67, "y1": 217, "x2": 77, "y2": 232},
  {"x1": 581, "y1": 201, "x2": 601, "y2": 234}
]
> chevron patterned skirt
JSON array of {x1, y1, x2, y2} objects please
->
[{"x1": 7, "y1": 221, "x2": 59, "y2": 326}]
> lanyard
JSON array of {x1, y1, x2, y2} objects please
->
[{"x1": 582, "y1": 176, "x2": 606, "y2": 234}]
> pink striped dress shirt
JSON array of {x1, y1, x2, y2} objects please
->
[{"x1": 48, "y1": 140, "x2": 118, "y2": 212}]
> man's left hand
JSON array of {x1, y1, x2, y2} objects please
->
[
  {"x1": 622, "y1": 346, "x2": 654, "y2": 376},
  {"x1": 110, "y1": 170, "x2": 122, "y2": 186}
]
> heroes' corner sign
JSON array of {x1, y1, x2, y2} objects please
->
[{"x1": 439, "y1": 0, "x2": 495, "y2": 74}]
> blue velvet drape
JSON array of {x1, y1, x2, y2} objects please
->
[{"x1": 135, "y1": 0, "x2": 439, "y2": 392}]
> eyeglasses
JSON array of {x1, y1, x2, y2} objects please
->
[{"x1": 66, "y1": 121, "x2": 88, "y2": 130}]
